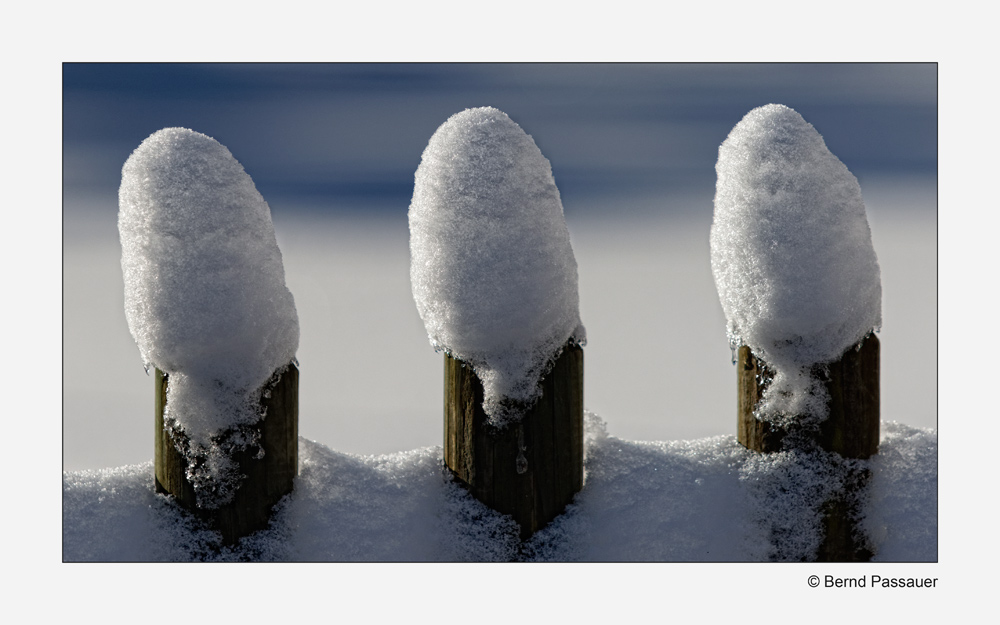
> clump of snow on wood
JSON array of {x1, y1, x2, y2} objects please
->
[
  {"x1": 118, "y1": 127, "x2": 299, "y2": 507},
  {"x1": 710, "y1": 104, "x2": 881, "y2": 424},
  {"x1": 408, "y1": 107, "x2": 585, "y2": 427}
]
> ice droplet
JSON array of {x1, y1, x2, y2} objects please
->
[{"x1": 516, "y1": 425, "x2": 528, "y2": 474}]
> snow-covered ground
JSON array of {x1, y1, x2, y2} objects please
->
[{"x1": 63, "y1": 414, "x2": 935, "y2": 562}]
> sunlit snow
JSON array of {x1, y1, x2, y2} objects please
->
[
  {"x1": 710, "y1": 104, "x2": 882, "y2": 424},
  {"x1": 409, "y1": 107, "x2": 585, "y2": 426},
  {"x1": 711, "y1": 104, "x2": 881, "y2": 371}
]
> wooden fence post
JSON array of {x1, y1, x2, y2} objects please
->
[
  {"x1": 445, "y1": 341, "x2": 584, "y2": 541},
  {"x1": 737, "y1": 335, "x2": 879, "y2": 561},
  {"x1": 154, "y1": 364, "x2": 299, "y2": 545}
]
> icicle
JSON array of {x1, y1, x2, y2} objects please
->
[{"x1": 515, "y1": 425, "x2": 528, "y2": 474}]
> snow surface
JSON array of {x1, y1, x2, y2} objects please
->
[
  {"x1": 118, "y1": 128, "x2": 300, "y2": 507},
  {"x1": 710, "y1": 104, "x2": 882, "y2": 424},
  {"x1": 409, "y1": 107, "x2": 585, "y2": 427},
  {"x1": 62, "y1": 415, "x2": 936, "y2": 562}
]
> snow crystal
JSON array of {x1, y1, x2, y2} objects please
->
[
  {"x1": 710, "y1": 104, "x2": 881, "y2": 423},
  {"x1": 118, "y1": 127, "x2": 299, "y2": 506},
  {"x1": 408, "y1": 107, "x2": 585, "y2": 427}
]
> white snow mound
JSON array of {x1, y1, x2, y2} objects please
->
[
  {"x1": 409, "y1": 107, "x2": 585, "y2": 426},
  {"x1": 710, "y1": 104, "x2": 881, "y2": 375}
]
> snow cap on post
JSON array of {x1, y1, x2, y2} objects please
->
[
  {"x1": 710, "y1": 104, "x2": 882, "y2": 426},
  {"x1": 710, "y1": 104, "x2": 881, "y2": 374},
  {"x1": 118, "y1": 127, "x2": 299, "y2": 505},
  {"x1": 409, "y1": 107, "x2": 585, "y2": 427}
]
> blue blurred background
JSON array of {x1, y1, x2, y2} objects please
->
[
  {"x1": 64, "y1": 63, "x2": 935, "y2": 216},
  {"x1": 63, "y1": 63, "x2": 937, "y2": 470}
]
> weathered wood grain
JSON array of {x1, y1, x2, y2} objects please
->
[
  {"x1": 737, "y1": 335, "x2": 879, "y2": 458},
  {"x1": 445, "y1": 342, "x2": 583, "y2": 541}
]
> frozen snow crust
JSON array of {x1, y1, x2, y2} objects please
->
[
  {"x1": 118, "y1": 127, "x2": 299, "y2": 507},
  {"x1": 710, "y1": 105, "x2": 882, "y2": 424},
  {"x1": 409, "y1": 107, "x2": 585, "y2": 427}
]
